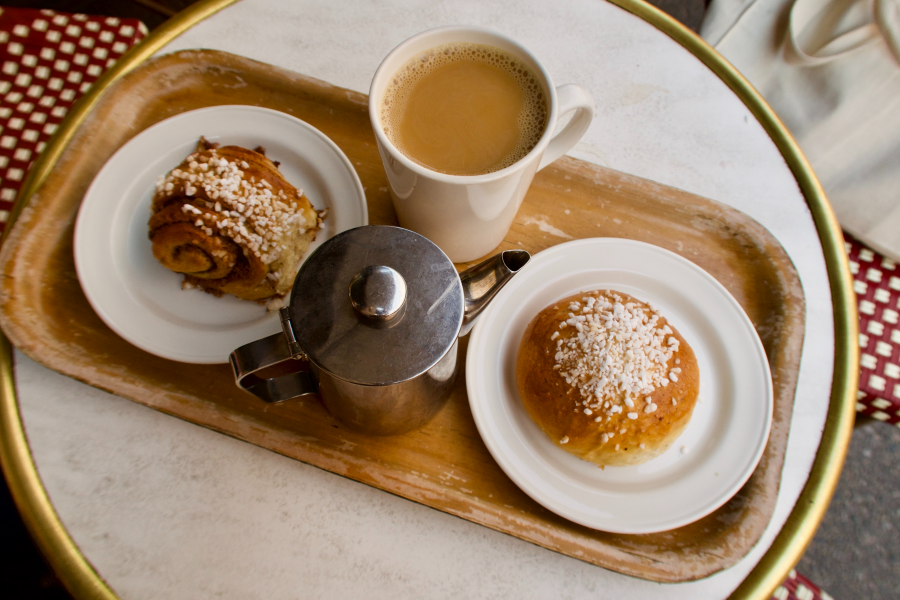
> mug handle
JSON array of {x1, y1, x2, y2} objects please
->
[{"x1": 538, "y1": 84, "x2": 595, "y2": 171}]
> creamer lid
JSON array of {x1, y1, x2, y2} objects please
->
[{"x1": 289, "y1": 226, "x2": 463, "y2": 385}]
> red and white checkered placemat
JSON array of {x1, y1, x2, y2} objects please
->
[
  {"x1": 0, "y1": 6, "x2": 146, "y2": 222},
  {"x1": 846, "y1": 233, "x2": 900, "y2": 425},
  {"x1": 774, "y1": 570, "x2": 833, "y2": 600}
]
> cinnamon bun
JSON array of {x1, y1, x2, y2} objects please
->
[{"x1": 148, "y1": 138, "x2": 322, "y2": 302}]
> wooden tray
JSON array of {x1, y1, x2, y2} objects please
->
[{"x1": 0, "y1": 50, "x2": 805, "y2": 583}]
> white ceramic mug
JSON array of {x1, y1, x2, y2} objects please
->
[{"x1": 369, "y1": 25, "x2": 595, "y2": 262}]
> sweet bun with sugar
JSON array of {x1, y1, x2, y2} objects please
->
[
  {"x1": 148, "y1": 138, "x2": 322, "y2": 303},
  {"x1": 516, "y1": 290, "x2": 699, "y2": 467}
]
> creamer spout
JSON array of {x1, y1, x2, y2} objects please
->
[{"x1": 458, "y1": 249, "x2": 530, "y2": 337}]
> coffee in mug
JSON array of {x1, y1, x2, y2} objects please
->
[
  {"x1": 380, "y1": 43, "x2": 548, "y2": 176},
  {"x1": 369, "y1": 26, "x2": 595, "y2": 262}
]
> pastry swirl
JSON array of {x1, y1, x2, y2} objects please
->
[
  {"x1": 516, "y1": 290, "x2": 700, "y2": 467},
  {"x1": 148, "y1": 138, "x2": 321, "y2": 301}
]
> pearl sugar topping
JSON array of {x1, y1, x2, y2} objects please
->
[
  {"x1": 553, "y1": 292, "x2": 680, "y2": 425},
  {"x1": 154, "y1": 149, "x2": 311, "y2": 265}
]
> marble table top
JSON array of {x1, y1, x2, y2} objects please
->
[{"x1": 15, "y1": 0, "x2": 835, "y2": 598}]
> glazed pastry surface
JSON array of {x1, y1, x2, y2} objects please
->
[
  {"x1": 516, "y1": 290, "x2": 700, "y2": 467},
  {"x1": 148, "y1": 138, "x2": 321, "y2": 302}
]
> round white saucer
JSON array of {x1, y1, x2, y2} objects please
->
[
  {"x1": 466, "y1": 238, "x2": 772, "y2": 533},
  {"x1": 74, "y1": 105, "x2": 368, "y2": 364}
]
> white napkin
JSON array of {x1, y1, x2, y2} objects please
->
[{"x1": 702, "y1": 0, "x2": 900, "y2": 260}]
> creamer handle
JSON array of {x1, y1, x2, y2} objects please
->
[{"x1": 230, "y1": 331, "x2": 317, "y2": 403}]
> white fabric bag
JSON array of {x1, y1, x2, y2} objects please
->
[{"x1": 702, "y1": 0, "x2": 900, "y2": 259}]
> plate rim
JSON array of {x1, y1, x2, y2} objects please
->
[
  {"x1": 466, "y1": 237, "x2": 774, "y2": 534},
  {"x1": 73, "y1": 104, "x2": 368, "y2": 364}
]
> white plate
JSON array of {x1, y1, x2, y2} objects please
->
[
  {"x1": 74, "y1": 106, "x2": 368, "y2": 364},
  {"x1": 466, "y1": 238, "x2": 772, "y2": 534}
]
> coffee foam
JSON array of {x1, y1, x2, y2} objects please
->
[{"x1": 380, "y1": 43, "x2": 548, "y2": 175}]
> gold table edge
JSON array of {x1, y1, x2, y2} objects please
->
[{"x1": 0, "y1": 1, "x2": 858, "y2": 599}]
